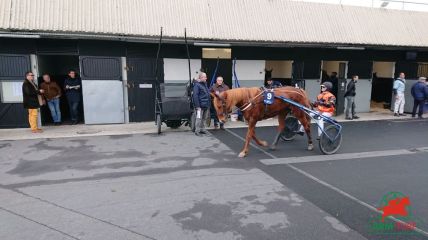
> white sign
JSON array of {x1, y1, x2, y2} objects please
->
[
  {"x1": 139, "y1": 84, "x2": 152, "y2": 88},
  {"x1": 1, "y1": 81, "x2": 24, "y2": 103}
]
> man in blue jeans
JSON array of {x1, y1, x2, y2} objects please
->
[
  {"x1": 40, "y1": 74, "x2": 62, "y2": 125},
  {"x1": 64, "y1": 70, "x2": 82, "y2": 125}
]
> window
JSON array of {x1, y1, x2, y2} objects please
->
[
  {"x1": 417, "y1": 63, "x2": 428, "y2": 77},
  {"x1": 0, "y1": 81, "x2": 24, "y2": 103}
]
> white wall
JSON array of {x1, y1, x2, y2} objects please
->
[
  {"x1": 265, "y1": 60, "x2": 293, "y2": 78},
  {"x1": 163, "y1": 58, "x2": 201, "y2": 83},
  {"x1": 234, "y1": 60, "x2": 265, "y2": 88}
]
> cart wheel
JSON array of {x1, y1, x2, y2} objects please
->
[
  {"x1": 166, "y1": 120, "x2": 182, "y2": 129},
  {"x1": 280, "y1": 116, "x2": 299, "y2": 141},
  {"x1": 191, "y1": 112, "x2": 196, "y2": 132},
  {"x1": 156, "y1": 114, "x2": 162, "y2": 134},
  {"x1": 319, "y1": 125, "x2": 342, "y2": 155}
]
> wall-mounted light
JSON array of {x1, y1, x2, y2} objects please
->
[
  {"x1": 337, "y1": 46, "x2": 365, "y2": 50},
  {"x1": 194, "y1": 42, "x2": 231, "y2": 47},
  {"x1": 0, "y1": 33, "x2": 41, "y2": 39}
]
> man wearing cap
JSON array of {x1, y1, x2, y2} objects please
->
[
  {"x1": 312, "y1": 82, "x2": 336, "y2": 138},
  {"x1": 411, "y1": 77, "x2": 428, "y2": 119}
]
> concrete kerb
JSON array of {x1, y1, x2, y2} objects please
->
[{"x1": 0, "y1": 112, "x2": 425, "y2": 141}]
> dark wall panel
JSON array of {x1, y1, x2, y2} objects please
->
[
  {"x1": 394, "y1": 61, "x2": 419, "y2": 79},
  {"x1": 0, "y1": 54, "x2": 31, "y2": 128},
  {"x1": 0, "y1": 39, "x2": 36, "y2": 54},
  {"x1": 79, "y1": 40, "x2": 126, "y2": 56},
  {"x1": 0, "y1": 55, "x2": 31, "y2": 80},
  {"x1": 37, "y1": 39, "x2": 78, "y2": 55},
  {"x1": 80, "y1": 56, "x2": 122, "y2": 80},
  {"x1": 303, "y1": 60, "x2": 321, "y2": 79},
  {"x1": 347, "y1": 61, "x2": 373, "y2": 79}
]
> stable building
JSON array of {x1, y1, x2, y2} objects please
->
[{"x1": 1, "y1": 0, "x2": 428, "y2": 128}]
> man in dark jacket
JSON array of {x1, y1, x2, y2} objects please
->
[
  {"x1": 411, "y1": 77, "x2": 427, "y2": 119},
  {"x1": 344, "y1": 75, "x2": 359, "y2": 120},
  {"x1": 40, "y1": 73, "x2": 62, "y2": 125},
  {"x1": 64, "y1": 70, "x2": 82, "y2": 125},
  {"x1": 210, "y1": 76, "x2": 229, "y2": 129},
  {"x1": 22, "y1": 71, "x2": 45, "y2": 133},
  {"x1": 265, "y1": 78, "x2": 282, "y2": 89},
  {"x1": 192, "y1": 72, "x2": 211, "y2": 136}
]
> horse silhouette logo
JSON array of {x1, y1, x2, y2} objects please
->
[
  {"x1": 369, "y1": 192, "x2": 422, "y2": 235},
  {"x1": 378, "y1": 196, "x2": 410, "y2": 222}
]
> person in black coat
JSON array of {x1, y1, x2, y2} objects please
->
[
  {"x1": 64, "y1": 70, "x2": 82, "y2": 124},
  {"x1": 344, "y1": 75, "x2": 359, "y2": 120},
  {"x1": 22, "y1": 71, "x2": 45, "y2": 132},
  {"x1": 192, "y1": 72, "x2": 211, "y2": 136}
]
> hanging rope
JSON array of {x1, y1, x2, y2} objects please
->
[
  {"x1": 232, "y1": 58, "x2": 241, "y2": 88},
  {"x1": 209, "y1": 57, "x2": 220, "y2": 87}
]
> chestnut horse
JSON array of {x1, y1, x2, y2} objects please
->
[{"x1": 212, "y1": 87, "x2": 313, "y2": 157}]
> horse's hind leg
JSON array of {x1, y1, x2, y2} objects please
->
[{"x1": 270, "y1": 110, "x2": 287, "y2": 150}]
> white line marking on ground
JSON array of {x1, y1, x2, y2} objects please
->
[
  {"x1": 224, "y1": 129, "x2": 428, "y2": 237},
  {"x1": 260, "y1": 147, "x2": 428, "y2": 165}
]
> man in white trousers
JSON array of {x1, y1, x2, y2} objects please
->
[{"x1": 393, "y1": 72, "x2": 406, "y2": 117}]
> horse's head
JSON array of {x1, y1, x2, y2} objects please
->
[
  {"x1": 211, "y1": 91, "x2": 232, "y2": 123},
  {"x1": 264, "y1": 68, "x2": 273, "y2": 81}
]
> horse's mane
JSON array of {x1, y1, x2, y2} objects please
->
[
  {"x1": 223, "y1": 87, "x2": 261, "y2": 103},
  {"x1": 221, "y1": 86, "x2": 311, "y2": 108}
]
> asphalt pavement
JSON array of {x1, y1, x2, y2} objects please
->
[{"x1": 0, "y1": 119, "x2": 427, "y2": 240}]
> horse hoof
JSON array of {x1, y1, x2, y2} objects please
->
[
  {"x1": 260, "y1": 140, "x2": 268, "y2": 147},
  {"x1": 238, "y1": 152, "x2": 247, "y2": 158},
  {"x1": 307, "y1": 144, "x2": 314, "y2": 151}
]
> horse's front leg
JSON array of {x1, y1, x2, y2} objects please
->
[
  {"x1": 270, "y1": 110, "x2": 287, "y2": 150},
  {"x1": 239, "y1": 119, "x2": 258, "y2": 158}
]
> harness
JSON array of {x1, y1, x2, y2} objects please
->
[{"x1": 217, "y1": 87, "x2": 309, "y2": 119}]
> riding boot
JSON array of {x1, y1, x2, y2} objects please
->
[{"x1": 270, "y1": 132, "x2": 281, "y2": 150}]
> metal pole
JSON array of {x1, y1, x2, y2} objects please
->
[{"x1": 185, "y1": 28, "x2": 192, "y2": 85}]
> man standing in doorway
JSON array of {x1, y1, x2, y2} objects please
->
[
  {"x1": 344, "y1": 75, "x2": 359, "y2": 120},
  {"x1": 210, "y1": 76, "x2": 229, "y2": 129},
  {"x1": 393, "y1": 72, "x2": 406, "y2": 117},
  {"x1": 411, "y1": 77, "x2": 427, "y2": 119},
  {"x1": 329, "y1": 72, "x2": 339, "y2": 98},
  {"x1": 64, "y1": 70, "x2": 82, "y2": 124},
  {"x1": 40, "y1": 74, "x2": 62, "y2": 125},
  {"x1": 193, "y1": 72, "x2": 211, "y2": 136}
]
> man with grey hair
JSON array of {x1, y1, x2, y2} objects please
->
[
  {"x1": 192, "y1": 72, "x2": 211, "y2": 136},
  {"x1": 411, "y1": 76, "x2": 427, "y2": 119}
]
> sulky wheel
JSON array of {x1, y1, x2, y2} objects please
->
[
  {"x1": 156, "y1": 114, "x2": 162, "y2": 134},
  {"x1": 280, "y1": 116, "x2": 299, "y2": 141},
  {"x1": 319, "y1": 125, "x2": 342, "y2": 155}
]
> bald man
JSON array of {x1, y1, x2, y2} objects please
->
[
  {"x1": 192, "y1": 72, "x2": 211, "y2": 136},
  {"x1": 210, "y1": 76, "x2": 229, "y2": 129}
]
